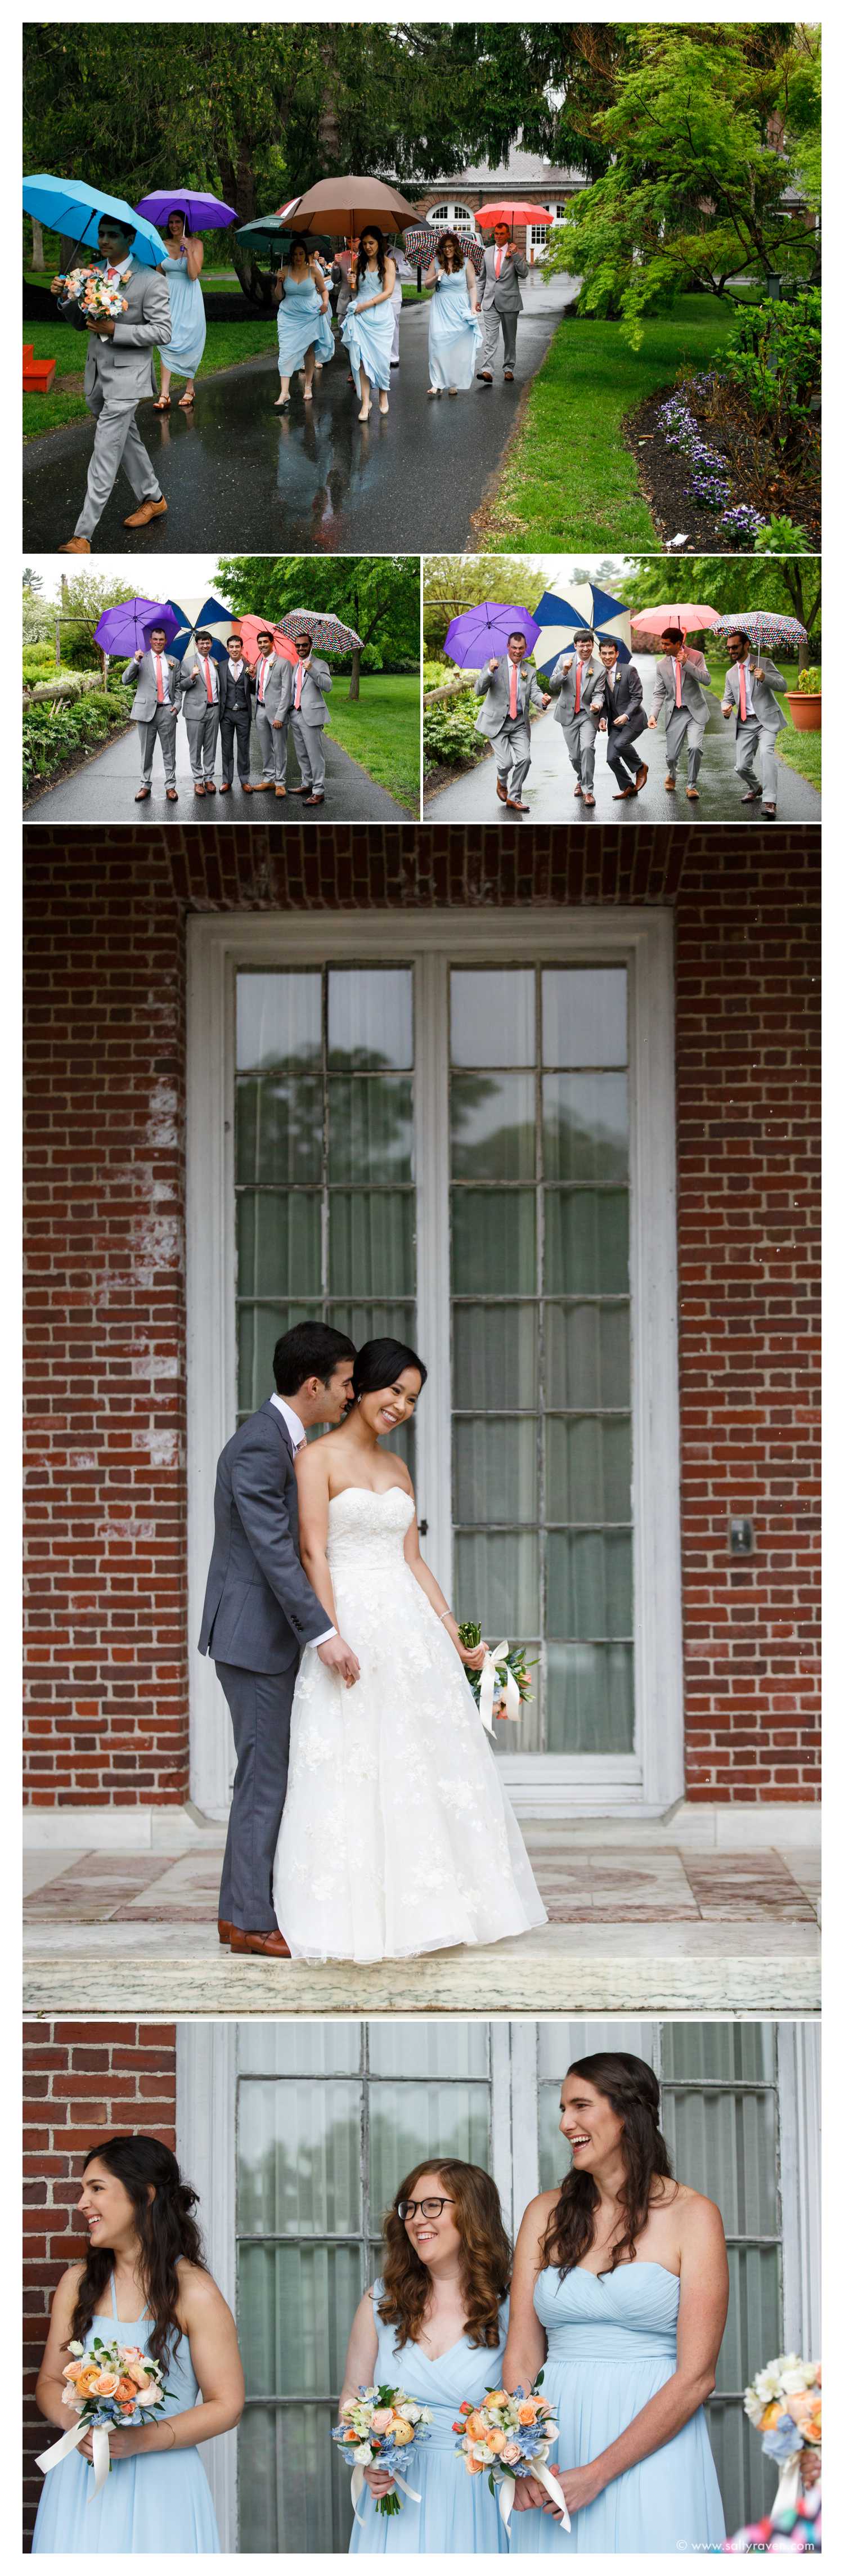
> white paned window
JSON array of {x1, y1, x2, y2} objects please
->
[{"x1": 427, "y1": 201, "x2": 476, "y2": 229}]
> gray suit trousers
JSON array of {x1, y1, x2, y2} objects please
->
[
  {"x1": 560, "y1": 716, "x2": 596, "y2": 790},
  {"x1": 217, "y1": 1659, "x2": 295, "y2": 1931},
  {"x1": 492, "y1": 713, "x2": 531, "y2": 796},
  {"x1": 663, "y1": 707, "x2": 705, "y2": 783},
  {"x1": 185, "y1": 707, "x2": 219, "y2": 779},
  {"x1": 292, "y1": 713, "x2": 326, "y2": 793},
  {"x1": 75, "y1": 382, "x2": 162, "y2": 539},
  {"x1": 481, "y1": 307, "x2": 518, "y2": 371},
  {"x1": 138, "y1": 704, "x2": 178, "y2": 784},
  {"x1": 255, "y1": 704, "x2": 289, "y2": 784},
  {"x1": 735, "y1": 717, "x2": 779, "y2": 805}
]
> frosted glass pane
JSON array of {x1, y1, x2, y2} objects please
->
[
  {"x1": 454, "y1": 1419, "x2": 538, "y2": 1525},
  {"x1": 328, "y1": 1078, "x2": 413, "y2": 1182},
  {"x1": 547, "y1": 1532, "x2": 633, "y2": 1637},
  {"x1": 236, "y1": 970, "x2": 321, "y2": 1071},
  {"x1": 370, "y1": 2083, "x2": 491, "y2": 2227},
  {"x1": 453, "y1": 1305, "x2": 538, "y2": 1410},
  {"x1": 545, "y1": 1191, "x2": 629, "y2": 1293},
  {"x1": 542, "y1": 969, "x2": 627, "y2": 1067},
  {"x1": 545, "y1": 1303, "x2": 630, "y2": 1409},
  {"x1": 538, "y1": 2022, "x2": 656, "y2": 2077},
  {"x1": 663, "y1": 2091, "x2": 778, "y2": 2236},
  {"x1": 369, "y1": 2025, "x2": 490, "y2": 2077},
  {"x1": 451, "y1": 1191, "x2": 536, "y2": 1293},
  {"x1": 236, "y1": 1074, "x2": 323, "y2": 1184},
  {"x1": 546, "y1": 1417, "x2": 632, "y2": 1524},
  {"x1": 239, "y1": 2242, "x2": 362, "y2": 2396},
  {"x1": 708, "y1": 2397, "x2": 777, "y2": 2542},
  {"x1": 329, "y1": 1192, "x2": 414, "y2": 1295},
  {"x1": 662, "y1": 2029, "x2": 776, "y2": 2083},
  {"x1": 238, "y1": 2025, "x2": 363, "y2": 2075},
  {"x1": 543, "y1": 1075, "x2": 628, "y2": 1182},
  {"x1": 539, "y1": 2084, "x2": 568, "y2": 2192},
  {"x1": 237, "y1": 1304, "x2": 312, "y2": 1415},
  {"x1": 450, "y1": 1074, "x2": 536, "y2": 1179},
  {"x1": 329, "y1": 968, "x2": 412, "y2": 1069},
  {"x1": 329, "y1": 1302, "x2": 415, "y2": 1350},
  {"x1": 237, "y1": 1193, "x2": 321, "y2": 1298},
  {"x1": 716, "y1": 2247, "x2": 782, "y2": 2398},
  {"x1": 239, "y1": 2402, "x2": 352, "y2": 2554},
  {"x1": 451, "y1": 969, "x2": 535, "y2": 1066},
  {"x1": 454, "y1": 1531, "x2": 539, "y2": 1634},
  {"x1": 237, "y1": 2080, "x2": 361, "y2": 2236},
  {"x1": 545, "y1": 1643, "x2": 634, "y2": 1752}
]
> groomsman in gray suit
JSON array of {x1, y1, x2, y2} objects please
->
[
  {"x1": 250, "y1": 630, "x2": 293, "y2": 799},
  {"x1": 477, "y1": 223, "x2": 529, "y2": 381},
  {"x1": 648, "y1": 630, "x2": 712, "y2": 800},
  {"x1": 720, "y1": 629, "x2": 786, "y2": 816},
  {"x1": 549, "y1": 631, "x2": 601, "y2": 806},
  {"x1": 473, "y1": 631, "x2": 550, "y2": 811},
  {"x1": 122, "y1": 625, "x2": 179, "y2": 802},
  {"x1": 55, "y1": 213, "x2": 171, "y2": 554},
  {"x1": 288, "y1": 634, "x2": 333, "y2": 807},
  {"x1": 200, "y1": 1322, "x2": 360, "y2": 1957},
  {"x1": 179, "y1": 629, "x2": 221, "y2": 797}
]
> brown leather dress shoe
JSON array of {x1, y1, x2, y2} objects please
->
[
  {"x1": 165, "y1": 787, "x2": 178, "y2": 801},
  {"x1": 204, "y1": 780, "x2": 216, "y2": 794},
  {"x1": 194, "y1": 782, "x2": 205, "y2": 796},
  {"x1": 506, "y1": 797, "x2": 528, "y2": 811},
  {"x1": 613, "y1": 784, "x2": 636, "y2": 799},
  {"x1": 275, "y1": 783, "x2": 287, "y2": 797},
  {"x1": 218, "y1": 1918, "x2": 232, "y2": 1945},
  {"x1": 59, "y1": 537, "x2": 91, "y2": 554},
  {"x1": 230, "y1": 1927, "x2": 292, "y2": 1958},
  {"x1": 496, "y1": 779, "x2": 508, "y2": 803},
  {"x1": 664, "y1": 774, "x2": 676, "y2": 791},
  {"x1": 635, "y1": 762, "x2": 648, "y2": 791},
  {"x1": 135, "y1": 787, "x2": 151, "y2": 802},
  {"x1": 685, "y1": 785, "x2": 699, "y2": 800},
  {"x1": 124, "y1": 495, "x2": 168, "y2": 528}
]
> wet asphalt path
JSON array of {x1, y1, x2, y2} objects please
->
[
  {"x1": 425, "y1": 657, "x2": 822, "y2": 824},
  {"x1": 23, "y1": 276, "x2": 572, "y2": 557},
  {"x1": 25, "y1": 708, "x2": 412, "y2": 823}
]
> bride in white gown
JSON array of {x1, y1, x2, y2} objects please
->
[{"x1": 273, "y1": 1338, "x2": 547, "y2": 1963}]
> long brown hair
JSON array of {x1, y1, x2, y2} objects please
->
[
  {"x1": 436, "y1": 232, "x2": 464, "y2": 271},
  {"x1": 70, "y1": 2136, "x2": 208, "y2": 2368},
  {"x1": 379, "y1": 2159, "x2": 510, "y2": 2350},
  {"x1": 540, "y1": 2054, "x2": 675, "y2": 2280}
]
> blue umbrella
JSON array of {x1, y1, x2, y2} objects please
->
[
  {"x1": 445, "y1": 602, "x2": 541, "y2": 670},
  {"x1": 23, "y1": 174, "x2": 167, "y2": 266},
  {"x1": 532, "y1": 582, "x2": 632, "y2": 673},
  {"x1": 94, "y1": 598, "x2": 181, "y2": 655},
  {"x1": 167, "y1": 594, "x2": 234, "y2": 662}
]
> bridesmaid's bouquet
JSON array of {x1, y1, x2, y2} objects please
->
[
  {"x1": 36, "y1": 2338, "x2": 170, "y2": 2498},
  {"x1": 333, "y1": 2382, "x2": 433, "y2": 2518},
  {"x1": 458, "y1": 1624, "x2": 536, "y2": 1730},
  {"x1": 454, "y1": 2378, "x2": 571, "y2": 2531},
  {"x1": 61, "y1": 267, "x2": 128, "y2": 317},
  {"x1": 743, "y1": 2353, "x2": 821, "y2": 2515}
]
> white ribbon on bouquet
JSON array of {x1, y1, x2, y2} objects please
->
[
  {"x1": 772, "y1": 2456, "x2": 803, "y2": 2517},
  {"x1": 37, "y1": 2415, "x2": 112, "y2": 2498},
  {"x1": 350, "y1": 2462, "x2": 423, "y2": 2518},
  {"x1": 497, "y1": 2461, "x2": 571, "y2": 2533},
  {"x1": 478, "y1": 1641, "x2": 521, "y2": 1734}
]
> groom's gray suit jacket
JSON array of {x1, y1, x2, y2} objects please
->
[
  {"x1": 199, "y1": 1399, "x2": 329, "y2": 1672},
  {"x1": 61, "y1": 259, "x2": 172, "y2": 403}
]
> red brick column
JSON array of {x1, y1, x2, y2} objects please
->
[{"x1": 23, "y1": 2021, "x2": 177, "y2": 2547}]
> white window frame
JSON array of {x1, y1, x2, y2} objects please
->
[
  {"x1": 186, "y1": 909, "x2": 683, "y2": 1821},
  {"x1": 427, "y1": 200, "x2": 476, "y2": 230}
]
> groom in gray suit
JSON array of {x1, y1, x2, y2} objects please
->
[
  {"x1": 122, "y1": 625, "x2": 180, "y2": 801},
  {"x1": 55, "y1": 213, "x2": 171, "y2": 554},
  {"x1": 720, "y1": 629, "x2": 786, "y2": 816},
  {"x1": 474, "y1": 631, "x2": 550, "y2": 810},
  {"x1": 477, "y1": 223, "x2": 529, "y2": 381},
  {"x1": 288, "y1": 634, "x2": 333, "y2": 806},
  {"x1": 549, "y1": 631, "x2": 601, "y2": 806},
  {"x1": 179, "y1": 629, "x2": 221, "y2": 796},
  {"x1": 648, "y1": 630, "x2": 712, "y2": 800},
  {"x1": 250, "y1": 630, "x2": 294, "y2": 798},
  {"x1": 200, "y1": 1322, "x2": 360, "y2": 1958}
]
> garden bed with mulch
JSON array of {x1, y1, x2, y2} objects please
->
[
  {"x1": 23, "y1": 721, "x2": 133, "y2": 811},
  {"x1": 623, "y1": 387, "x2": 820, "y2": 551}
]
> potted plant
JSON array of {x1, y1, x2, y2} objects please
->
[{"x1": 786, "y1": 666, "x2": 821, "y2": 731}]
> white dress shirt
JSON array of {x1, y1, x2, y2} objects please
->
[{"x1": 270, "y1": 1394, "x2": 335, "y2": 1644}]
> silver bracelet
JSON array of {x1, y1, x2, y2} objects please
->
[{"x1": 438, "y1": 1609, "x2": 455, "y2": 1624}]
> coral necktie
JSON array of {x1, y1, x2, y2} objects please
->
[
  {"x1": 509, "y1": 664, "x2": 518, "y2": 720},
  {"x1": 495, "y1": 248, "x2": 502, "y2": 280},
  {"x1": 259, "y1": 659, "x2": 266, "y2": 704},
  {"x1": 155, "y1": 656, "x2": 164, "y2": 704},
  {"x1": 674, "y1": 661, "x2": 683, "y2": 708},
  {"x1": 295, "y1": 666, "x2": 303, "y2": 710},
  {"x1": 203, "y1": 657, "x2": 213, "y2": 704},
  {"x1": 739, "y1": 664, "x2": 747, "y2": 720},
  {"x1": 575, "y1": 665, "x2": 581, "y2": 715}
]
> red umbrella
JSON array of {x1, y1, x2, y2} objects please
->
[
  {"x1": 477, "y1": 200, "x2": 553, "y2": 228},
  {"x1": 233, "y1": 614, "x2": 298, "y2": 668},
  {"x1": 631, "y1": 604, "x2": 721, "y2": 638}
]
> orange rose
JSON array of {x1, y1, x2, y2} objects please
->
[
  {"x1": 465, "y1": 2454, "x2": 483, "y2": 2475},
  {"x1": 114, "y1": 2377, "x2": 139, "y2": 2404},
  {"x1": 518, "y1": 2401, "x2": 538, "y2": 2426},
  {"x1": 465, "y1": 2411, "x2": 488, "y2": 2442},
  {"x1": 62, "y1": 2361, "x2": 84, "y2": 2384},
  {"x1": 486, "y1": 2428, "x2": 508, "y2": 2454}
]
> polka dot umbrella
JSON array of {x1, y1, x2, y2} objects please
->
[
  {"x1": 276, "y1": 611, "x2": 363, "y2": 654},
  {"x1": 710, "y1": 611, "x2": 808, "y2": 653}
]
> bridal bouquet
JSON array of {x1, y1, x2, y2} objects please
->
[
  {"x1": 61, "y1": 267, "x2": 128, "y2": 317},
  {"x1": 36, "y1": 2337, "x2": 170, "y2": 2498},
  {"x1": 743, "y1": 2354, "x2": 821, "y2": 2519},
  {"x1": 454, "y1": 2378, "x2": 570, "y2": 2532},
  {"x1": 459, "y1": 1623, "x2": 535, "y2": 1731},
  {"x1": 334, "y1": 2384, "x2": 433, "y2": 2519}
]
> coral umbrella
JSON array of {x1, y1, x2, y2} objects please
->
[
  {"x1": 288, "y1": 176, "x2": 419, "y2": 236},
  {"x1": 631, "y1": 604, "x2": 721, "y2": 638},
  {"x1": 135, "y1": 190, "x2": 237, "y2": 231},
  {"x1": 233, "y1": 615, "x2": 299, "y2": 668},
  {"x1": 477, "y1": 201, "x2": 553, "y2": 229}
]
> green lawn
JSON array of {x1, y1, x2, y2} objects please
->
[
  {"x1": 483, "y1": 295, "x2": 742, "y2": 551},
  {"x1": 327, "y1": 674, "x2": 420, "y2": 811},
  {"x1": 23, "y1": 310, "x2": 277, "y2": 439}
]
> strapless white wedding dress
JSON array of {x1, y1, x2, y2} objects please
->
[{"x1": 272, "y1": 1487, "x2": 547, "y2": 1962}]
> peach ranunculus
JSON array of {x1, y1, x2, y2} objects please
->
[
  {"x1": 390, "y1": 2419, "x2": 415, "y2": 2447},
  {"x1": 90, "y1": 2371, "x2": 121, "y2": 2399},
  {"x1": 114, "y1": 2376, "x2": 140, "y2": 2403},
  {"x1": 486, "y1": 2427, "x2": 508, "y2": 2454},
  {"x1": 788, "y1": 2392, "x2": 820, "y2": 2433},
  {"x1": 465, "y1": 2454, "x2": 483, "y2": 2475},
  {"x1": 465, "y1": 2411, "x2": 488, "y2": 2441},
  {"x1": 517, "y1": 2400, "x2": 538, "y2": 2425},
  {"x1": 123, "y1": 2358, "x2": 152, "y2": 2390},
  {"x1": 370, "y1": 2408, "x2": 395, "y2": 2435},
  {"x1": 484, "y1": 2390, "x2": 508, "y2": 2409},
  {"x1": 62, "y1": 2360, "x2": 85, "y2": 2384},
  {"x1": 760, "y1": 2401, "x2": 783, "y2": 2431}
]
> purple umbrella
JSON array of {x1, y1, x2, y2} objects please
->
[
  {"x1": 94, "y1": 598, "x2": 181, "y2": 655},
  {"x1": 134, "y1": 189, "x2": 237, "y2": 231},
  {"x1": 445, "y1": 602, "x2": 542, "y2": 670}
]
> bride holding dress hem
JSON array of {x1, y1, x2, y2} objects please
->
[{"x1": 272, "y1": 1336, "x2": 547, "y2": 1963}]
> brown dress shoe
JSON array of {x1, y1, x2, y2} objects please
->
[
  {"x1": 613, "y1": 784, "x2": 636, "y2": 799},
  {"x1": 204, "y1": 780, "x2": 216, "y2": 794},
  {"x1": 664, "y1": 774, "x2": 676, "y2": 791},
  {"x1": 165, "y1": 787, "x2": 178, "y2": 801},
  {"x1": 218, "y1": 1918, "x2": 232, "y2": 1945},
  {"x1": 58, "y1": 537, "x2": 91, "y2": 554},
  {"x1": 635, "y1": 762, "x2": 648, "y2": 791},
  {"x1": 685, "y1": 786, "x2": 699, "y2": 800},
  {"x1": 742, "y1": 789, "x2": 762, "y2": 804},
  {"x1": 303, "y1": 793, "x2": 325, "y2": 806},
  {"x1": 135, "y1": 787, "x2": 151, "y2": 802},
  {"x1": 124, "y1": 495, "x2": 168, "y2": 528},
  {"x1": 496, "y1": 779, "x2": 508, "y2": 803},
  {"x1": 506, "y1": 797, "x2": 528, "y2": 811},
  {"x1": 275, "y1": 783, "x2": 287, "y2": 797},
  {"x1": 219, "y1": 781, "x2": 232, "y2": 792},
  {"x1": 194, "y1": 782, "x2": 205, "y2": 796},
  {"x1": 230, "y1": 1927, "x2": 292, "y2": 1958},
  {"x1": 582, "y1": 792, "x2": 596, "y2": 806},
  {"x1": 573, "y1": 781, "x2": 582, "y2": 797}
]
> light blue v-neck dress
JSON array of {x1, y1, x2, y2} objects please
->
[
  {"x1": 32, "y1": 2269, "x2": 220, "y2": 2554},
  {"x1": 347, "y1": 2281, "x2": 510, "y2": 2553},
  {"x1": 506, "y1": 2262, "x2": 725, "y2": 2555}
]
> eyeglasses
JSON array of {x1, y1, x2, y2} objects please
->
[{"x1": 397, "y1": 2196, "x2": 455, "y2": 2220}]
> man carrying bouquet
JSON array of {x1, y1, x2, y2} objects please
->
[{"x1": 53, "y1": 213, "x2": 171, "y2": 554}]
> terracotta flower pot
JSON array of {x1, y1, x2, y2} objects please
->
[{"x1": 786, "y1": 693, "x2": 821, "y2": 731}]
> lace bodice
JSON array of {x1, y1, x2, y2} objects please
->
[{"x1": 326, "y1": 1483, "x2": 415, "y2": 1576}]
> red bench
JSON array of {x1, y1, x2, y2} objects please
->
[{"x1": 23, "y1": 343, "x2": 56, "y2": 393}]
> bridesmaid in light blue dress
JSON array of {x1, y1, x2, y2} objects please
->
[
  {"x1": 423, "y1": 234, "x2": 482, "y2": 395},
  {"x1": 155, "y1": 212, "x2": 206, "y2": 410},
  {"x1": 340, "y1": 226, "x2": 397, "y2": 420},
  {"x1": 504, "y1": 2054, "x2": 728, "y2": 2554},
  {"x1": 342, "y1": 2160, "x2": 510, "y2": 2553},
  {"x1": 32, "y1": 2135, "x2": 244, "y2": 2554},
  {"x1": 273, "y1": 236, "x2": 334, "y2": 410}
]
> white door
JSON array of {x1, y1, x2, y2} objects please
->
[{"x1": 527, "y1": 223, "x2": 548, "y2": 261}]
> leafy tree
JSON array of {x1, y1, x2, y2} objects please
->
[
  {"x1": 215, "y1": 555, "x2": 419, "y2": 695},
  {"x1": 616, "y1": 550, "x2": 820, "y2": 665},
  {"x1": 423, "y1": 555, "x2": 545, "y2": 658}
]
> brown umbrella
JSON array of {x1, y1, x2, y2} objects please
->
[{"x1": 289, "y1": 174, "x2": 420, "y2": 236}]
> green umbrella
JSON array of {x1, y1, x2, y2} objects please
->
[{"x1": 236, "y1": 214, "x2": 331, "y2": 254}]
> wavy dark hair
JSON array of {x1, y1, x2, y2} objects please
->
[
  {"x1": 356, "y1": 226, "x2": 387, "y2": 290},
  {"x1": 165, "y1": 210, "x2": 194, "y2": 239},
  {"x1": 285, "y1": 233, "x2": 315, "y2": 273},
  {"x1": 380, "y1": 2159, "x2": 510, "y2": 2350},
  {"x1": 69, "y1": 2137, "x2": 207, "y2": 2369},
  {"x1": 352, "y1": 1337, "x2": 428, "y2": 1401},
  {"x1": 541, "y1": 2054, "x2": 675, "y2": 2280},
  {"x1": 436, "y1": 231, "x2": 464, "y2": 271}
]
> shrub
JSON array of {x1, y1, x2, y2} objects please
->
[
  {"x1": 23, "y1": 687, "x2": 129, "y2": 795},
  {"x1": 22, "y1": 643, "x2": 59, "y2": 684},
  {"x1": 423, "y1": 694, "x2": 481, "y2": 770},
  {"x1": 719, "y1": 291, "x2": 821, "y2": 435}
]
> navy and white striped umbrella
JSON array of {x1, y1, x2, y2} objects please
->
[{"x1": 532, "y1": 582, "x2": 632, "y2": 674}]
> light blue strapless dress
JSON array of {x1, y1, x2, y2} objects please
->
[
  {"x1": 32, "y1": 2269, "x2": 220, "y2": 2554},
  {"x1": 341, "y1": 268, "x2": 396, "y2": 395},
  {"x1": 348, "y1": 2283, "x2": 510, "y2": 2554},
  {"x1": 508, "y1": 2263, "x2": 725, "y2": 2555},
  {"x1": 428, "y1": 265, "x2": 482, "y2": 390},
  {"x1": 276, "y1": 273, "x2": 335, "y2": 375},
  {"x1": 160, "y1": 252, "x2": 206, "y2": 379}
]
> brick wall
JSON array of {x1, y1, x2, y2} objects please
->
[
  {"x1": 409, "y1": 186, "x2": 580, "y2": 257},
  {"x1": 24, "y1": 824, "x2": 820, "y2": 1802},
  {"x1": 23, "y1": 2020, "x2": 177, "y2": 2547}
]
